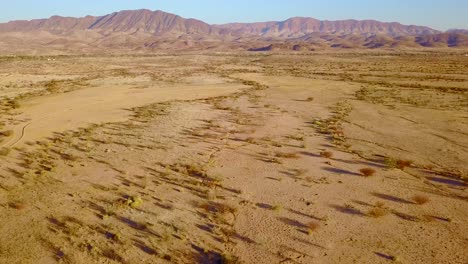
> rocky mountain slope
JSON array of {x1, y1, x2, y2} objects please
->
[{"x1": 0, "y1": 9, "x2": 466, "y2": 53}]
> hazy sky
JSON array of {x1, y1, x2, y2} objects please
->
[{"x1": 0, "y1": 0, "x2": 467, "y2": 30}]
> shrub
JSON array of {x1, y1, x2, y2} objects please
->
[
  {"x1": 0, "y1": 130, "x2": 13, "y2": 137},
  {"x1": 359, "y1": 168, "x2": 376, "y2": 177},
  {"x1": 0, "y1": 147, "x2": 11, "y2": 156},
  {"x1": 412, "y1": 195, "x2": 429, "y2": 205},
  {"x1": 125, "y1": 196, "x2": 143, "y2": 208},
  {"x1": 44, "y1": 79, "x2": 61, "y2": 93},
  {"x1": 384, "y1": 157, "x2": 397, "y2": 168},
  {"x1": 396, "y1": 160, "x2": 413, "y2": 170},
  {"x1": 367, "y1": 207, "x2": 388, "y2": 218},
  {"x1": 10, "y1": 99, "x2": 21, "y2": 109},
  {"x1": 275, "y1": 152, "x2": 299, "y2": 159},
  {"x1": 307, "y1": 222, "x2": 320, "y2": 234},
  {"x1": 320, "y1": 151, "x2": 333, "y2": 158},
  {"x1": 8, "y1": 202, "x2": 26, "y2": 210},
  {"x1": 272, "y1": 205, "x2": 282, "y2": 212}
]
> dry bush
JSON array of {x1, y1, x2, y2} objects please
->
[
  {"x1": 6, "y1": 99, "x2": 21, "y2": 109},
  {"x1": 375, "y1": 201, "x2": 385, "y2": 208},
  {"x1": 44, "y1": 79, "x2": 60, "y2": 93},
  {"x1": 384, "y1": 157, "x2": 397, "y2": 168},
  {"x1": 275, "y1": 152, "x2": 299, "y2": 159},
  {"x1": 199, "y1": 202, "x2": 237, "y2": 215},
  {"x1": 320, "y1": 151, "x2": 333, "y2": 158},
  {"x1": 0, "y1": 147, "x2": 11, "y2": 156},
  {"x1": 272, "y1": 205, "x2": 282, "y2": 212},
  {"x1": 245, "y1": 137, "x2": 257, "y2": 144},
  {"x1": 307, "y1": 222, "x2": 320, "y2": 234},
  {"x1": 8, "y1": 202, "x2": 26, "y2": 210},
  {"x1": 367, "y1": 207, "x2": 388, "y2": 218},
  {"x1": 271, "y1": 142, "x2": 283, "y2": 147},
  {"x1": 396, "y1": 159, "x2": 413, "y2": 170},
  {"x1": 0, "y1": 130, "x2": 13, "y2": 137},
  {"x1": 412, "y1": 195, "x2": 430, "y2": 205},
  {"x1": 359, "y1": 168, "x2": 376, "y2": 177},
  {"x1": 293, "y1": 169, "x2": 308, "y2": 177},
  {"x1": 286, "y1": 134, "x2": 304, "y2": 141},
  {"x1": 125, "y1": 196, "x2": 143, "y2": 208},
  {"x1": 306, "y1": 97, "x2": 314, "y2": 102}
]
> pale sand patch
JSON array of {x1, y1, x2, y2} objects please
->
[{"x1": 1, "y1": 76, "x2": 245, "y2": 147}]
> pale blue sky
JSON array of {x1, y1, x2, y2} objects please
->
[{"x1": 0, "y1": 0, "x2": 467, "y2": 30}]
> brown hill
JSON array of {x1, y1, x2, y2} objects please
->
[
  {"x1": 0, "y1": 9, "x2": 213, "y2": 37},
  {"x1": 87, "y1": 9, "x2": 212, "y2": 36},
  {"x1": 447, "y1": 29, "x2": 468, "y2": 35},
  {"x1": 217, "y1": 17, "x2": 438, "y2": 37},
  {"x1": 0, "y1": 9, "x2": 466, "y2": 53},
  {"x1": 415, "y1": 32, "x2": 468, "y2": 47}
]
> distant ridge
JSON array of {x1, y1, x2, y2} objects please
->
[
  {"x1": 0, "y1": 9, "x2": 466, "y2": 53},
  {"x1": 0, "y1": 9, "x2": 439, "y2": 36},
  {"x1": 216, "y1": 17, "x2": 438, "y2": 37},
  {"x1": 447, "y1": 29, "x2": 468, "y2": 35}
]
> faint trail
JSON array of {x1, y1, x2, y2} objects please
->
[
  {"x1": 9, "y1": 122, "x2": 31, "y2": 147},
  {"x1": 0, "y1": 122, "x2": 31, "y2": 148}
]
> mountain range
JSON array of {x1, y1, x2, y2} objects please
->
[{"x1": 0, "y1": 9, "x2": 466, "y2": 53}]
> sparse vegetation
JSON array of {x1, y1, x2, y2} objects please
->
[
  {"x1": 275, "y1": 151, "x2": 299, "y2": 159},
  {"x1": 0, "y1": 147, "x2": 11, "y2": 156},
  {"x1": 0, "y1": 130, "x2": 13, "y2": 137},
  {"x1": 0, "y1": 52, "x2": 465, "y2": 264}
]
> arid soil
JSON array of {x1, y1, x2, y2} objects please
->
[{"x1": 0, "y1": 52, "x2": 467, "y2": 264}]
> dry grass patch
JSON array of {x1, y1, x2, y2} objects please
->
[
  {"x1": 367, "y1": 207, "x2": 388, "y2": 218},
  {"x1": 7, "y1": 99, "x2": 21, "y2": 109},
  {"x1": 396, "y1": 159, "x2": 413, "y2": 170},
  {"x1": 286, "y1": 134, "x2": 304, "y2": 141},
  {"x1": 8, "y1": 202, "x2": 26, "y2": 210},
  {"x1": 0, "y1": 147, "x2": 11, "y2": 156},
  {"x1": 124, "y1": 196, "x2": 143, "y2": 208},
  {"x1": 359, "y1": 168, "x2": 376, "y2": 177},
  {"x1": 272, "y1": 205, "x2": 283, "y2": 212},
  {"x1": 306, "y1": 222, "x2": 320, "y2": 235},
  {"x1": 384, "y1": 158, "x2": 413, "y2": 170},
  {"x1": 275, "y1": 151, "x2": 299, "y2": 159},
  {"x1": 412, "y1": 195, "x2": 430, "y2": 205},
  {"x1": 245, "y1": 137, "x2": 258, "y2": 144},
  {"x1": 0, "y1": 130, "x2": 13, "y2": 137},
  {"x1": 320, "y1": 151, "x2": 333, "y2": 158},
  {"x1": 199, "y1": 201, "x2": 237, "y2": 222}
]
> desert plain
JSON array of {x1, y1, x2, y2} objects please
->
[{"x1": 0, "y1": 51, "x2": 467, "y2": 264}]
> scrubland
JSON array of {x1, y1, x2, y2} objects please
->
[{"x1": 0, "y1": 51, "x2": 466, "y2": 263}]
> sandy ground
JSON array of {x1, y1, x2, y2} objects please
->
[
  {"x1": 0, "y1": 75, "x2": 245, "y2": 148},
  {"x1": 0, "y1": 52, "x2": 466, "y2": 264}
]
